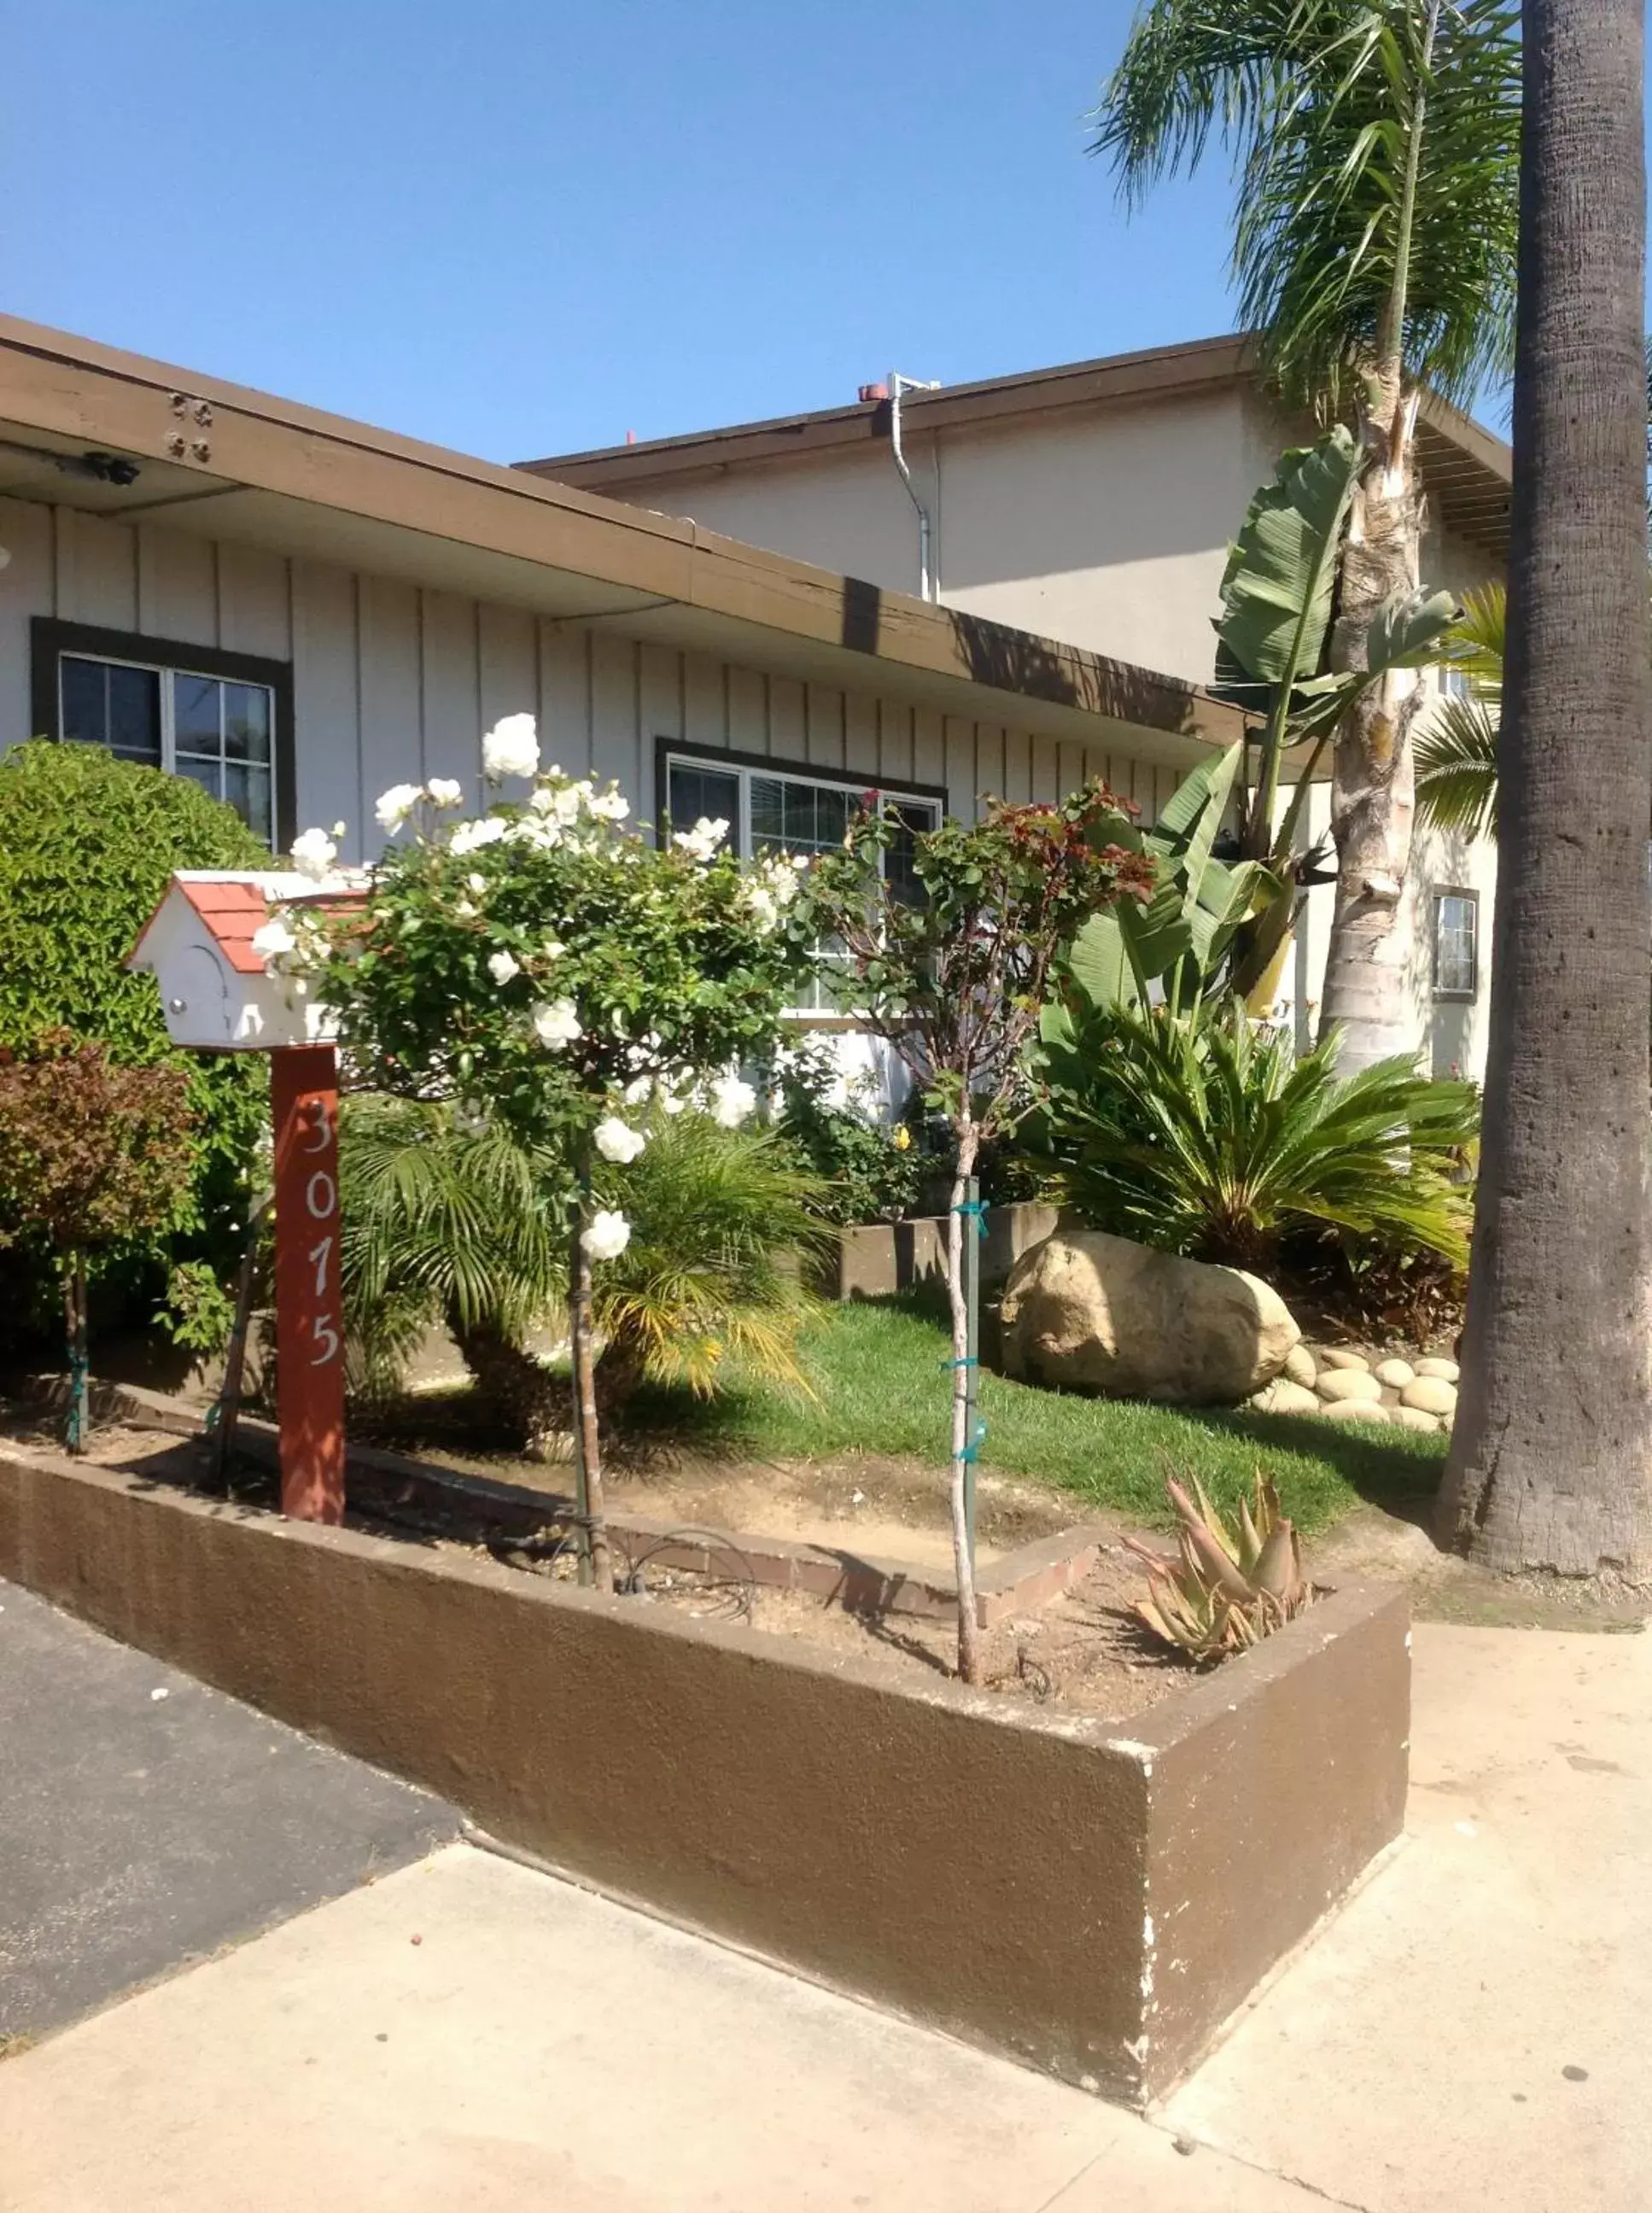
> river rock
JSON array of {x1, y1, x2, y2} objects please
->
[
  {"x1": 1283, "y1": 1344, "x2": 1318, "y2": 1389},
  {"x1": 999, "y1": 1230, "x2": 1299, "y2": 1405},
  {"x1": 1414, "y1": 1356, "x2": 1460, "y2": 1382},
  {"x1": 1374, "y1": 1358, "x2": 1416, "y2": 1390},
  {"x1": 1250, "y1": 1377, "x2": 1322, "y2": 1417},
  {"x1": 1401, "y1": 1376, "x2": 1458, "y2": 1416},
  {"x1": 1320, "y1": 1397, "x2": 1390, "y2": 1423},
  {"x1": 1318, "y1": 1347, "x2": 1370, "y2": 1373},
  {"x1": 1391, "y1": 1404, "x2": 1442, "y2": 1434},
  {"x1": 1316, "y1": 1368, "x2": 1383, "y2": 1404}
]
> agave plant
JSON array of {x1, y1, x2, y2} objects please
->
[{"x1": 1126, "y1": 1474, "x2": 1312, "y2": 1662}]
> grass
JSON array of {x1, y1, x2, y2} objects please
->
[{"x1": 622, "y1": 1290, "x2": 1447, "y2": 1537}]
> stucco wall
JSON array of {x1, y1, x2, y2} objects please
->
[
  {"x1": 573, "y1": 387, "x2": 1279, "y2": 687},
  {"x1": 0, "y1": 494, "x2": 1184, "y2": 864}
]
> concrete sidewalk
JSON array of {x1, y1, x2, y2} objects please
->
[{"x1": 0, "y1": 1622, "x2": 1644, "y2": 2210}]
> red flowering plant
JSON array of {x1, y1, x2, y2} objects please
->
[{"x1": 805, "y1": 784, "x2": 1154, "y2": 1680}]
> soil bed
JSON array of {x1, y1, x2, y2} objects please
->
[{"x1": 0, "y1": 1408, "x2": 1194, "y2": 1720}]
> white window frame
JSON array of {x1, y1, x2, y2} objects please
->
[
  {"x1": 1432, "y1": 886, "x2": 1480, "y2": 1002},
  {"x1": 659, "y1": 744, "x2": 946, "y2": 1025}
]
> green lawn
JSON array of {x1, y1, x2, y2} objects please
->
[{"x1": 624, "y1": 1291, "x2": 1445, "y2": 1536}]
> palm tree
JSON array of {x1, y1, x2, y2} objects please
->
[
  {"x1": 1094, "y1": 0, "x2": 1520, "y2": 1073},
  {"x1": 1416, "y1": 582, "x2": 1503, "y2": 841},
  {"x1": 1437, "y1": 0, "x2": 1652, "y2": 1577}
]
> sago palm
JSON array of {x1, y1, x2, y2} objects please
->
[
  {"x1": 1031, "y1": 995, "x2": 1478, "y2": 1272},
  {"x1": 1416, "y1": 581, "x2": 1503, "y2": 841},
  {"x1": 339, "y1": 1095, "x2": 828, "y2": 1456},
  {"x1": 1095, "y1": 0, "x2": 1520, "y2": 1072}
]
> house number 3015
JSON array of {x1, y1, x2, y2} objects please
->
[{"x1": 301, "y1": 1095, "x2": 340, "y2": 1365}]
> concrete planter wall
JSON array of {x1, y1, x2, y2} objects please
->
[
  {"x1": 0, "y1": 1447, "x2": 1409, "y2": 2106},
  {"x1": 833, "y1": 1199, "x2": 1065, "y2": 1300}
]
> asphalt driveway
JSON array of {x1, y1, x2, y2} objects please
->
[{"x1": 0, "y1": 1579, "x2": 455, "y2": 2040}]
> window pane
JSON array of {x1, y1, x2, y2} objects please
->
[
  {"x1": 885, "y1": 799, "x2": 938, "y2": 907},
  {"x1": 667, "y1": 762, "x2": 740, "y2": 840},
  {"x1": 224, "y1": 762, "x2": 273, "y2": 839},
  {"x1": 106, "y1": 664, "x2": 162, "y2": 762},
  {"x1": 174, "y1": 756, "x2": 223, "y2": 803},
  {"x1": 749, "y1": 775, "x2": 785, "y2": 846},
  {"x1": 173, "y1": 673, "x2": 223, "y2": 753},
  {"x1": 61, "y1": 657, "x2": 108, "y2": 747},
  {"x1": 223, "y1": 682, "x2": 272, "y2": 762},
  {"x1": 1434, "y1": 894, "x2": 1477, "y2": 996}
]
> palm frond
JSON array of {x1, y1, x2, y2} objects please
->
[
  {"x1": 1416, "y1": 579, "x2": 1503, "y2": 839},
  {"x1": 1093, "y1": 0, "x2": 1521, "y2": 409},
  {"x1": 1030, "y1": 995, "x2": 1478, "y2": 1270},
  {"x1": 1416, "y1": 698, "x2": 1498, "y2": 840}
]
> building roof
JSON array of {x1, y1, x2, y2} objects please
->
[
  {"x1": 522, "y1": 332, "x2": 1512, "y2": 564},
  {"x1": 0, "y1": 315, "x2": 1251, "y2": 771}
]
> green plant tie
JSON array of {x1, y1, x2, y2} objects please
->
[
  {"x1": 940, "y1": 1355, "x2": 978, "y2": 1371},
  {"x1": 954, "y1": 1197, "x2": 988, "y2": 1237},
  {"x1": 957, "y1": 1418, "x2": 988, "y2": 1465}
]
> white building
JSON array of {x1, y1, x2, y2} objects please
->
[{"x1": 528, "y1": 334, "x2": 1509, "y2": 1077}]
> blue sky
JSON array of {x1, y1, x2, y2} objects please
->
[{"x1": 0, "y1": 0, "x2": 1550, "y2": 464}]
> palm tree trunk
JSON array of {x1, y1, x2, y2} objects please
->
[
  {"x1": 449, "y1": 1311, "x2": 568, "y2": 1461},
  {"x1": 945, "y1": 1121, "x2": 984, "y2": 1686},
  {"x1": 1316, "y1": 405, "x2": 1429, "y2": 1072},
  {"x1": 1317, "y1": 0, "x2": 1439, "y2": 1077},
  {"x1": 1438, "y1": 0, "x2": 1652, "y2": 1576}
]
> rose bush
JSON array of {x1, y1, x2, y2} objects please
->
[{"x1": 291, "y1": 717, "x2": 818, "y2": 1586}]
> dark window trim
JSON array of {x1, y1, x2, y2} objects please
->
[
  {"x1": 31, "y1": 616, "x2": 296, "y2": 851},
  {"x1": 652, "y1": 734, "x2": 948, "y2": 850},
  {"x1": 1431, "y1": 884, "x2": 1480, "y2": 1003}
]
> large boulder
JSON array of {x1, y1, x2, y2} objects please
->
[{"x1": 999, "y1": 1230, "x2": 1300, "y2": 1406}]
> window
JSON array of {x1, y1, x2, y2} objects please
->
[
  {"x1": 1433, "y1": 888, "x2": 1479, "y2": 1000},
  {"x1": 658, "y1": 742, "x2": 945, "y2": 1013},
  {"x1": 32, "y1": 619, "x2": 293, "y2": 848}
]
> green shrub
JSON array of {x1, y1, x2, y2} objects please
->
[
  {"x1": 340, "y1": 1096, "x2": 828, "y2": 1454},
  {"x1": 0, "y1": 740, "x2": 271, "y2": 1337},
  {"x1": 1028, "y1": 993, "x2": 1478, "y2": 1272},
  {"x1": 768, "y1": 1038, "x2": 925, "y2": 1224}
]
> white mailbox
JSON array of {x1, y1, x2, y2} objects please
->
[{"x1": 127, "y1": 872, "x2": 363, "y2": 1052}]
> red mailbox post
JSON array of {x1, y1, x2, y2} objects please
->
[
  {"x1": 271, "y1": 1043, "x2": 346, "y2": 1522},
  {"x1": 129, "y1": 870, "x2": 365, "y2": 1527}
]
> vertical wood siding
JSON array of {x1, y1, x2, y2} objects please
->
[{"x1": 0, "y1": 494, "x2": 1179, "y2": 862}]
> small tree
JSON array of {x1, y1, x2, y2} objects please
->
[
  {"x1": 808, "y1": 787, "x2": 1153, "y2": 1682},
  {"x1": 304, "y1": 721, "x2": 814, "y2": 1588},
  {"x1": 0, "y1": 1034, "x2": 197, "y2": 1450}
]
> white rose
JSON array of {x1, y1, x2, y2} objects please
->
[
  {"x1": 449, "y1": 815, "x2": 509, "y2": 857},
  {"x1": 540, "y1": 938, "x2": 566, "y2": 962},
  {"x1": 427, "y1": 778, "x2": 465, "y2": 809},
  {"x1": 594, "y1": 1115, "x2": 648, "y2": 1165},
  {"x1": 588, "y1": 787, "x2": 629, "y2": 821},
  {"x1": 744, "y1": 885, "x2": 779, "y2": 931},
  {"x1": 466, "y1": 873, "x2": 488, "y2": 896},
  {"x1": 482, "y1": 712, "x2": 540, "y2": 782},
  {"x1": 710, "y1": 1074, "x2": 757, "y2": 1128},
  {"x1": 289, "y1": 826, "x2": 337, "y2": 883},
  {"x1": 251, "y1": 917, "x2": 296, "y2": 963},
  {"x1": 551, "y1": 781, "x2": 590, "y2": 826},
  {"x1": 581, "y1": 1209, "x2": 632, "y2": 1263},
  {"x1": 455, "y1": 898, "x2": 477, "y2": 919},
  {"x1": 531, "y1": 997, "x2": 582, "y2": 1049},
  {"x1": 671, "y1": 815, "x2": 728, "y2": 861},
  {"x1": 487, "y1": 950, "x2": 521, "y2": 985},
  {"x1": 375, "y1": 782, "x2": 424, "y2": 833},
  {"x1": 622, "y1": 1074, "x2": 653, "y2": 1107}
]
